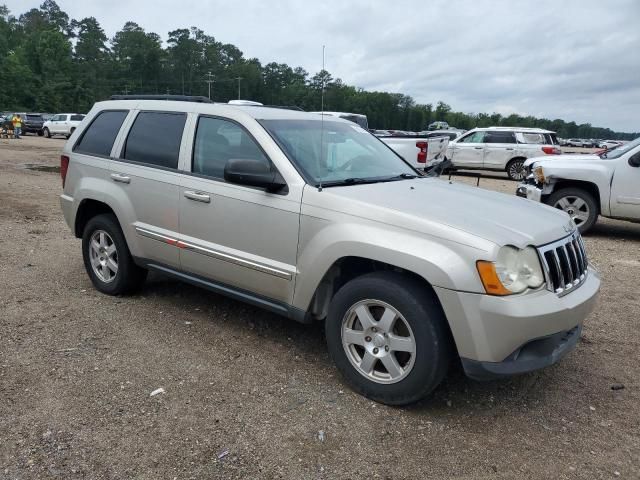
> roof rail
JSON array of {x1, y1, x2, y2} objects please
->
[{"x1": 109, "y1": 94, "x2": 214, "y2": 103}]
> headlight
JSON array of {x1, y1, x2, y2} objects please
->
[
  {"x1": 533, "y1": 165, "x2": 545, "y2": 184},
  {"x1": 477, "y1": 246, "x2": 545, "y2": 296}
]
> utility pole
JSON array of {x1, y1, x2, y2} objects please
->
[
  {"x1": 205, "y1": 72, "x2": 215, "y2": 100},
  {"x1": 123, "y1": 85, "x2": 129, "y2": 95},
  {"x1": 236, "y1": 77, "x2": 242, "y2": 99}
]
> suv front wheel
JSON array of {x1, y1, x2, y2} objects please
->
[
  {"x1": 82, "y1": 213, "x2": 147, "y2": 295},
  {"x1": 325, "y1": 272, "x2": 451, "y2": 406}
]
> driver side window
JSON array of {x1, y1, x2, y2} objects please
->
[
  {"x1": 460, "y1": 131, "x2": 486, "y2": 143},
  {"x1": 193, "y1": 116, "x2": 270, "y2": 180}
]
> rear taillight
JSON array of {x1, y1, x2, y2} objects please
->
[
  {"x1": 416, "y1": 141, "x2": 428, "y2": 163},
  {"x1": 542, "y1": 146, "x2": 561, "y2": 155},
  {"x1": 60, "y1": 155, "x2": 69, "y2": 188}
]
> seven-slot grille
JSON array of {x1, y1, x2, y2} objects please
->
[{"x1": 538, "y1": 231, "x2": 588, "y2": 296}]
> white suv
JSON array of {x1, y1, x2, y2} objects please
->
[
  {"x1": 43, "y1": 113, "x2": 86, "y2": 139},
  {"x1": 442, "y1": 127, "x2": 561, "y2": 180}
]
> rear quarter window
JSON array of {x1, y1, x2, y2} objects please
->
[
  {"x1": 71, "y1": 114, "x2": 85, "y2": 121},
  {"x1": 74, "y1": 110, "x2": 129, "y2": 157},
  {"x1": 122, "y1": 112, "x2": 187, "y2": 169},
  {"x1": 517, "y1": 132, "x2": 545, "y2": 144}
]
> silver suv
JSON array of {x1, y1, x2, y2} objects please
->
[
  {"x1": 60, "y1": 96, "x2": 600, "y2": 405},
  {"x1": 443, "y1": 127, "x2": 562, "y2": 180}
]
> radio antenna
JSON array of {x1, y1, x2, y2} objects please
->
[{"x1": 318, "y1": 45, "x2": 326, "y2": 192}]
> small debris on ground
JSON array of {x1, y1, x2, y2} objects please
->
[
  {"x1": 150, "y1": 388, "x2": 165, "y2": 397},
  {"x1": 611, "y1": 384, "x2": 625, "y2": 391},
  {"x1": 317, "y1": 430, "x2": 326, "y2": 442},
  {"x1": 217, "y1": 449, "x2": 230, "y2": 460}
]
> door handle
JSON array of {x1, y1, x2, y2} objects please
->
[
  {"x1": 474, "y1": 147, "x2": 483, "y2": 150},
  {"x1": 111, "y1": 173, "x2": 131, "y2": 184},
  {"x1": 506, "y1": 148, "x2": 514, "y2": 151},
  {"x1": 184, "y1": 191, "x2": 211, "y2": 203}
]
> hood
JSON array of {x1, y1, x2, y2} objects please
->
[
  {"x1": 310, "y1": 178, "x2": 573, "y2": 248},
  {"x1": 524, "y1": 154, "x2": 601, "y2": 168}
]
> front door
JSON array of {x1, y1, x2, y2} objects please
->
[
  {"x1": 610, "y1": 151, "x2": 640, "y2": 220},
  {"x1": 179, "y1": 115, "x2": 300, "y2": 303},
  {"x1": 449, "y1": 131, "x2": 486, "y2": 168}
]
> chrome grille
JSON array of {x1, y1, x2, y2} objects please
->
[{"x1": 538, "y1": 231, "x2": 588, "y2": 296}]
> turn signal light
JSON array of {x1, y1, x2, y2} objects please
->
[{"x1": 476, "y1": 261, "x2": 512, "y2": 296}]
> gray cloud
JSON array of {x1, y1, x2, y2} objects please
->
[{"x1": 5, "y1": 0, "x2": 639, "y2": 132}]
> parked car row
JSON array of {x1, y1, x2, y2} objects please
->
[
  {"x1": 558, "y1": 138, "x2": 622, "y2": 149},
  {"x1": 0, "y1": 112, "x2": 85, "y2": 138}
]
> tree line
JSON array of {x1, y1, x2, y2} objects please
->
[{"x1": 0, "y1": 1, "x2": 636, "y2": 140}]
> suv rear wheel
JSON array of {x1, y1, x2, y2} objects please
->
[
  {"x1": 325, "y1": 272, "x2": 451, "y2": 406},
  {"x1": 546, "y1": 187, "x2": 598, "y2": 234},
  {"x1": 82, "y1": 213, "x2": 147, "y2": 295},
  {"x1": 506, "y1": 158, "x2": 526, "y2": 180}
]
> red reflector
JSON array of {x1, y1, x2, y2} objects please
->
[
  {"x1": 416, "y1": 141, "x2": 428, "y2": 163},
  {"x1": 60, "y1": 155, "x2": 70, "y2": 188}
]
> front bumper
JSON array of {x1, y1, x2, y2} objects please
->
[
  {"x1": 516, "y1": 182, "x2": 542, "y2": 202},
  {"x1": 433, "y1": 266, "x2": 600, "y2": 379}
]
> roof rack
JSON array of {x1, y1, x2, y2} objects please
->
[{"x1": 109, "y1": 94, "x2": 214, "y2": 103}]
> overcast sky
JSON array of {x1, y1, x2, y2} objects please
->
[{"x1": 5, "y1": 0, "x2": 639, "y2": 132}]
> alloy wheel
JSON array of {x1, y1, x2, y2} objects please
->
[
  {"x1": 553, "y1": 196, "x2": 590, "y2": 227},
  {"x1": 341, "y1": 300, "x2": 416, "y2": 384},
  {"x1": 89, "y1": 230, "x2": 118, "y2": 283}
]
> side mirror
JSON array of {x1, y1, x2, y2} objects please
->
[
  {"x1": 628, "y1": 152, "x2": 640, "y2": 168},
  {"x1": 224, "y1": 158, "x2": 286, "y2": 192}
]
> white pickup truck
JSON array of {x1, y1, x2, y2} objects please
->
[
  {"x1": 313, "y1": 111, "x2": 450, "y2": 169},
  {"x1": 379, "y1": 134, "x2": 450, "y2": 169},
  {"x1": 517, "y1": 136, "x2": 640, "y2": 233}
]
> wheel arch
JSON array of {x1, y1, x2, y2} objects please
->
[
  {"x1": 74, "y1": 199, "x2": 117, "y2": 238},
  {"x1": 543, "y1": 180, "x2": 602, "y2": 215}
]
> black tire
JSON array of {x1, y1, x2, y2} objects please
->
[
  {"x1": 37, "y1": 129, "x2": 44, "y2": 136},
  {"x1": 43, "y1": 127, "x2": 51, "y2": 138},
  {"x1": 506, "y1": 158, "x2": 526, "y2": 181},
  {"x1": 546, "y1": 187, "x2": 598, "y2": 234},
  {"x1": 82, "y1": 213, "x2": 147, "y2": 295},
  {"x1": 326, "y1": 272, "x2": 452, "y2": 406}
]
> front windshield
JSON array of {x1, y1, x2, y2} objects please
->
[
  {"x1": 601, "y1": 136, "x2": 640, "y2": 159},
  {"x1": 261, "y1": 119, "x2": 416, "y2": 186}
]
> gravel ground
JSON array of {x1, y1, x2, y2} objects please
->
[{"x1": 0, "y1": 136, "x2": 638, "y2": 479}]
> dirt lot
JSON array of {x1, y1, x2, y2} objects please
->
[{"x1": 1, "y1": 136, "x2": 638, "y2": 479}]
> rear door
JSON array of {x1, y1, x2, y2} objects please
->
[
  {"x1": 449, "y1": 131, "x2": 486, "y2": 168},
  {"x1": 483, "y1": 130, "x2": 517, "y2": 169},
  {"x1": 109, "y1": 110, "x2": 188, "y2": 269},
  {"x1": 178, "y1": 115, "x2": 300, "y2": 303}
]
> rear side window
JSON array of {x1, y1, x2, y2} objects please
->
[
  {"x1": 517, "y1": 132, "x2": 545, "y2": 144},
  {"x1": 74, "y1": 110, "x2": 128, "y2": 157},
  {"x1": 192, "y1": 116, "x2": 269, "y2": 179},
  {"x1": 123, "y1": 112, "x2": 186, "y2": 169},
  {"x1": 71, "y1": 114, "x2": 85, "y2": 121},
  {"x1": 485, "y1": 131, "x2": 516, "y2": 144}
]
